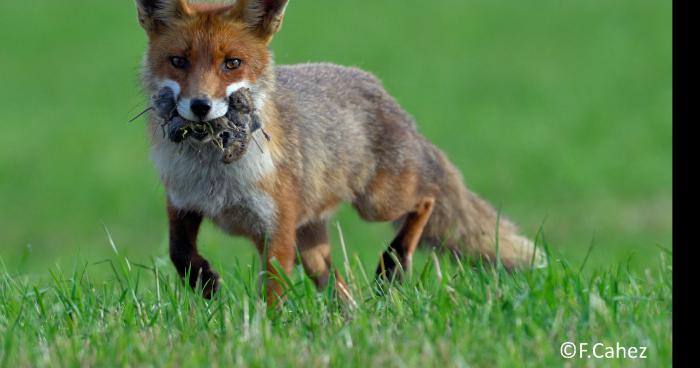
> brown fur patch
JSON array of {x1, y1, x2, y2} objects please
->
[{"x1": 354, "y1": 168, "x2": 422, "y2": 222}]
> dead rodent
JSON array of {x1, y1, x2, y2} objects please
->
[{"x1": 151, "y1": 87, "x2": 261, "y2": 164}]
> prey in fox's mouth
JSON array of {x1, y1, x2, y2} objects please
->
[{"x1": 150, "y1": 86, "x2": 265, "y2": 164}]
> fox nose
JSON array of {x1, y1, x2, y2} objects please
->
[{"x1": 190, "y1": 98, "x2": 212, "y2": 119}]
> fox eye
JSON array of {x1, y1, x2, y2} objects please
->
[
  {"x1": 170, "y1": 56, "x2": 188, "y2": 69},
  {"x1": 224, "y1": 58, "x2": 242, "y2": 71}
]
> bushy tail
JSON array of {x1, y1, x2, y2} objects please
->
[{"x1": 419, "y1": 148, "x2": 547, "y2": 269}]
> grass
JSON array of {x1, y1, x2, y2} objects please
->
[
  {"x1": 0, "y1": 233, "x2": 672, "y2": 367},
  {"x1": 0, "y1": 0, "x2": 671, "y2": 366}
]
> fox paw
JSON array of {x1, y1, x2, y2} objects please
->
[
  {"x1": 200, "y1": 269, "x2": 220, "y2": 299},
  {"x1": 186, "y1": 268, "x2": 220, "y2": 299}
]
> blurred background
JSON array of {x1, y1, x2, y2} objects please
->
[{"x1": 0, "y1": 1, "x2": 671, "y2": 275}]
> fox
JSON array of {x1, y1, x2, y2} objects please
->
[{"x1": 134, "y1": 0, "x2": 546, "y2": 305}]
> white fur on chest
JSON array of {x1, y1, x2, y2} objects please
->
[{"x1": 151, "y1": 131, "x2": 277, "y2": 236}]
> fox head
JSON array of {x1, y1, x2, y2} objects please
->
[{"x1": 136, "y1": 0, "x2": 287, "y2": 121}]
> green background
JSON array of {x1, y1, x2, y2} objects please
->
[{"x1": 0, "y1": 0, "x2": 671, "y2": 275}]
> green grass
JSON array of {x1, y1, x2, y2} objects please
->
[
  {"x1": 0, "y1": 0, "x2": 671, "y2": 366},
  {"x1": 0, "y1": 238, "x2": 672, "y2": 366}
]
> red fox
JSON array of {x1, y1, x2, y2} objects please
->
[{"x1": 134, "y1": 0, "x2": 546, "y2": 304}]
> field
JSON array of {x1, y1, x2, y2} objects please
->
[
  {"x1": 1, "y1": 244, "x2": 672, "y2": 366},
  {"x1": 0, "y1": 0, "x2": 672, "y2": 366}
]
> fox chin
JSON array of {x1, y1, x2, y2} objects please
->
[{"x1": 134, "y1": 0, "x2": 546, "y2": 304}]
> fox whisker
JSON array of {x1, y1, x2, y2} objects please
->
[
  {"x1": 261, "y1": 128, "x2": 271, "y2": 142},
  {"x1": 128, "y1": 106, "x2": 153, "y2": 123},
  {"x1": 251, "y1": 134, "x2": 264, "y2": 153}
]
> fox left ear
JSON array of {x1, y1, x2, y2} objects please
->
[
  {"x1": 135, "y1": 0, "x2": 191, "y2": 35},
  {"x1": 228, "y1": 0, "x2": 289, "y2": 42}
]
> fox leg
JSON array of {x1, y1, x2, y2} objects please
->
[
  {"x1": 167, "y1": 201, "x2": 219, "y2": 299},
  {"x1": 297, "y1": 221, "x2": 353, "y2": 301},
  {"x1": 255, "y1": 212, "x2": 297, "y2": 308},
  {"x1": 376, "y1": 197, "x2": 436, "y2": 281}
]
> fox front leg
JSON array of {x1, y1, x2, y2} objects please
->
[
  {"x1": 254, "y1": 193, "x2": 299, "y2": 308},
  {"x1": 167, "y1": 201, "x2": 220, "y2": 299},
  {"x1": 256, "y1": 226, "x2": 297, "y2": 308}
]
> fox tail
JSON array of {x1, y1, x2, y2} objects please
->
[{"x1": 419, "y1": 147, "x2": 547, "y2": 269}]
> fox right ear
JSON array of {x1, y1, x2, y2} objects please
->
[
  {"x1": 135, "y1": 0, "x2": 191, "y2": 34},
  {"x1": 228, "y1": 0, "x2": 289, "y2": 42}
]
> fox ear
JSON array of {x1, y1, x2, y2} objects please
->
[
  {"x1": 135, "y1": 0, "x2": 191, "y2": 34},
  {"x1": 228, "y1": 0, "x2": 289, "y2": 42}
]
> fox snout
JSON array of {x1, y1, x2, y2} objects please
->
[
  {"x1": 176, "y1": 94, "x2": 229, "y2": 122},
  {"x1": 153, "y1": 80, "x2": 250, "y2": 123},
  {"x1": 153, "y1": 77, "x2": 261, "y2": 119},
  {"x1": 189, "y1": 98, "x2": 212, "y2": 119}
]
